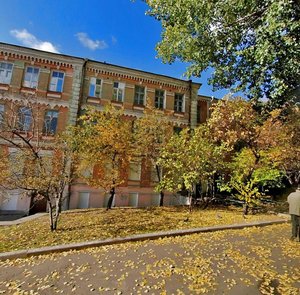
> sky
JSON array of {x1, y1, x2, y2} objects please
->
[{"x1": 0, "y1": 0, "x2": 230, "y2": 98}]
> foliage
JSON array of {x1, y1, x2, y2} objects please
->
[
  {"x1": 219, "y1": 148, "x2": 283, "y2": 211},
  {"x1": 134, "y1": 104, "x2": 173, "y2": 205},
  {"x1": 0, "y1": 206, "x2": 282, "y2": 253},
  {"x1": 157, "y1": 125, "x2": 228, "y2": 207},
  {"x1": 145, "y1": 0, "x2": 300, "y2": 109},
  {"x1": 262, "y1": 107, "x2": 300, "y2": 186},
  {"x1": 0, "y1": 97, "x2": 74, "y2": 231},
  {"x1": 208, "y1": 97, "x2": 260, "y2": 151},
  {"x1": 208, "y1": 98, "x2": 299, "y2": 213},
  {"x1": 72, "y1": 105, "x2": 134, "y2": 209}
]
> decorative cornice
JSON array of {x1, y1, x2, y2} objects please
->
[
  {"x1": 0, "y1": 43, "x2": 83, "y2": 69},
  {"x1": 86, "y1": 61, "x2": 196, "y2": 92}
]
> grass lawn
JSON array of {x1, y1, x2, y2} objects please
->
[{"x1": 0, "y1": 206, "x2": 284, "y2": 253}]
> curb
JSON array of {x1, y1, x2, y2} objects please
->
[
  {"x1": 0, "y1": 219, "x2": 289, "y2": 261},
  {"x1": 0, "y1": 213, "x2": 47, "y2": 226}
]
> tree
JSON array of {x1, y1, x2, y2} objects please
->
[
  {"x1": 72, "y1": 105, "x2": 134, "y2": 210},
  {"x1": 134, "y1": 104, "x2": 173, "y2": 206},
  {"x1": 0, "y1": 97, "x2": 74, "y2": 231},
  {"x1": 219, "y1": 148, "x2": 283, "y2": 215},
  {"x1": 145, "y1": 0, "x2": 300, "y2": 108},
  {"x1": 261, "y1": 107, "x2": 300, "y2": 187},
  {"x1": 208, "y1": 97, "x2": 286, "y2": 214},
  {"x1": 157, "y1": 125, "x2": 227, "y2": 210}
]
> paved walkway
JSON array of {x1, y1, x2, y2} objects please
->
[
  {"x1": 0, "y1": 213, "x2": 47, "y2": 226},
  {"x1": 0, "y1": 223, "x2": 299, "y2": 294}
]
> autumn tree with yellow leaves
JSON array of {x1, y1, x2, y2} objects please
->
[
  {"x1": 134, "y1": 105, "x2": 173, "y2": 206},
  {"x1": 72, "y1": 105, "x2": 134, "y2": 210},
  {"x1": 157, "y1": 126, "x2": 228, "y2": 211},
  {"x1": 0, "y1": 97, "x2": 74, "y2": 230},
  {"x1": 208, "y1": 98, "x2": 290, "y2": 214}
]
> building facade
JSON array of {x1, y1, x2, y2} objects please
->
[{"x1": 0, "y1": 42, "x2": 210, "y2": 213}]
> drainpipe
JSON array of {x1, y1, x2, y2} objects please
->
[
  {"x1": 188, "y1": 79, "x2": 192, "y2": 128},
  {"x1": 66, "y1": 58, "x2": 88, "y2": 210}
]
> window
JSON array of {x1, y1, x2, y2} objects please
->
[
  {"x1": 174, "y1": 93, "x2": 184, "y2": 112},
  {"x1": 134, "y1": 85, "x2": 145, "y2": 105},
  {"x1": 0, "y1": 104, "x2": 4, "y2": 124},
  {"x1": 43, "y1": 110, "x2": 58, "y2": 135},
  {"x1": 18, "y1": 107, "x2": 32, "y2": 131},
  {"x1": 89, "y1": 77, "x2": 102, "y2": 97},
  {"x1": 23, "y1": 67, "x2": 39, "y2": 88},
  {"x1": 151, "y1": 165, "x2": 162, "y2": 182},
  {"x1": 129, "y1": 162, "x2": 141, "y2": 181},
  {"x1": 173, "y1": 126, "x2": 182, "y2": 134},
  {"x1": 155, "y1": 89, "x2": 165, "y2": 109},
  {"x1": 49, "y1": 71, "x2": 64, "y2": 92},
  {"x1": 113, "y1": 82, "x2": 125, "y2": 102},
  {"x1": 0, "y1": 62, "x2": 13, "y2": 84}
]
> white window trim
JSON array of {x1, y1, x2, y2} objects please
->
[
  {"x1": 49, "y1": 71, "x2": 65, "y2": 92},
  {"x1": 174, "y1": 93, "x2": 185, "y2": 113},
  {"x1": 0, "y1": 62, "x2": 13, "y2": 84},
  {"x1": 128, "y1": 162, "x2": 141, "y2": 181},
  {"x1": 155, "y1": 89, "x2": 165, "y2": 109},
  {"x1": 89, "y1": 77, "x2": 102, "y2": 98},
  {"x1": 134, "y1": 85, "x2": 146, "y2": 106},
  {"x1": 113, "y1": 81, "x2": 125, "y2": 102},
  {"x1": 23, "y1": 66, "x2": 40, "y2": 89}
]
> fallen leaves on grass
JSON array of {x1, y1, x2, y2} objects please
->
[{"x1": 0, "y1": 206, "x2": 284, "y2": 252}]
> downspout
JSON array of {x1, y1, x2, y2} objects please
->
[
  {"x1": 188, "y1": 79, "x2": 192, "y2": 129},
  {"x1": 66, "y1": 58, "x2": 88, "y2": 210}
]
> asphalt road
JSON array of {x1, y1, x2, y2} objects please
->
[{"x1": 0, "y1": 223, "x2": 299, "y2": 294}]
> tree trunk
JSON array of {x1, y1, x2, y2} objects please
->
[
  {"x1": 107, "y1": 187, "x2": 115, "y2": 210},
  {"x1": 156, "y1": 164, "x2": 164, "y2": 207},
  {"x1": 159, "y1": 191, "x2": 164, "y2": 207},
  {"x1": 52, "y1": 198, "x2": 61, "y2": 231},
  {"x1": 188, "y1": 191, "x2": 193, "y2": 213},
  {"x1": 48, "y1": 204, "x2": 55, "y2": 231},
  {"x1": 243, "y1": 203, "x2": 249, "y2": 215}
]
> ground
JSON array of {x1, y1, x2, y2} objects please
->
[
  {"x1": 0, "y1": 207, "x2": 284, "y2": 252},
  {"x1": 0, "y1": 223, "x2": 299, "y2": 294}
]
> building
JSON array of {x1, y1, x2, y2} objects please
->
[{"x1": 0, "y1": 42, "x2": 210, "y2": 213}]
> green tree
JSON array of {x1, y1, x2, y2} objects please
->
[
  {"x1": 219, "y1": 148, "x2": 282, "y2": 215},
  {"x1": 134, "y1": 104, "x2": 173, "y2": 206},
  {"x1": 208, "y1": 98, "x2": 285, "y2": 214},
  {"x1": 72, "y1": 105, "x2": 134, "y2": 210},
  {"x1": 157, "y1": 126, "x2": 227, "y2": 210},
  {"x1": 145, "y1": 0, "x2": 300, "y2": 108}
]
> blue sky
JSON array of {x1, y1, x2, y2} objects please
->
[{"x1": 0, "y1": 0, "x2": 230, "y2": 98}]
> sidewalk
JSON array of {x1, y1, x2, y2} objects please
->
[
  {"x1": 0, "y1": 213, "x2": 47, "y2": 226},
  {"x1": 0, "y1": 217, "x2": 289, "y2": 261},
  {"x1": 0, "y1": 221, "x2": 298, "y2": 295}
]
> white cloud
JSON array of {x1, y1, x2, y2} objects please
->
[
  {"x1": 10, "y1": 29, "x2": 59, "y2": 53},
  {"x1": 111, "y1": 35, "x2": 117, "y2": 45},
  {"x1": 76, "y1": 32, "x2": 108, "y2": 50}
]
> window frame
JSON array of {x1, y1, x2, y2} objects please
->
[
  {"x1": 49, "y1": 71, "x2": 65, "y2": 92},
  {"x1": 18, "y1": 107, "x2": 32, "y2": 132},
  {"x1": 128, "y1": 162, "x2": 141, "y2": 181},
  {"x1": 23, "y1": 66, "x2": 40, "y2": 89},
  {"x1": 0, "y1": 62, "x2": 13, "y2": 84},
  {"x1": 0, "y1": 104, "x2": 4, "y2": 125},
  {"x1": 155, "y1": 89, "x2": 165, "y2": 109},
  {"x1": 134, "y1": 85, "x2": 145, "y2": 106},
  {"x1": 43, "y1": 110, "x2": 59, "y2": 135},
  {"x1": 89, "y1": 77, "x2": 102, "y2": 98},
  {"x1": 174, "y1": 93, "x2": 185, "y2": 113},
  {"x1": 113, "y1": 81, "x2": 125, "y2": 102}
]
